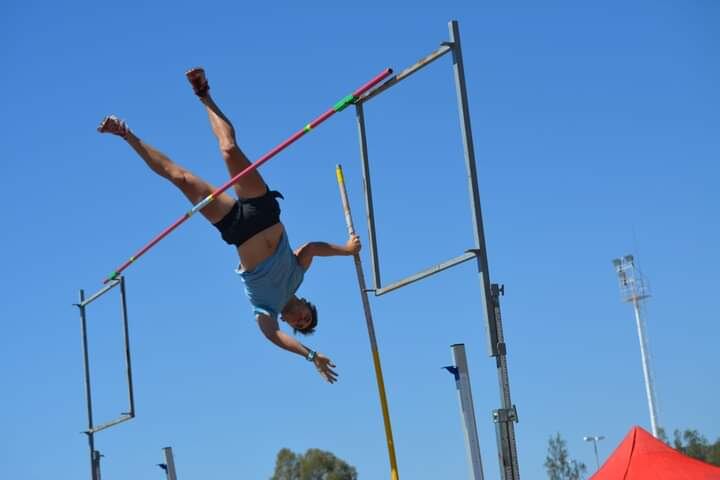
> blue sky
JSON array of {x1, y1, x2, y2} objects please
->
[{"x1": 2, "y1": 1, "x2": 718, "y2": 479}]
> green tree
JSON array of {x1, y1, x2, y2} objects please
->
[
  {"x1": 270, "y1": 448, "x2": 358, "y2": 480},
  {"x1": 272, "y1": 449, "x2": 300, "y2": 480},
  {"x1": 670, "y1": 429, "x2": 720, "y2": 467},
  {"x1": 710, "y1": 440, "x2": 720, "y2": 467},
  {"x1": 544, "y1": 433, "x2": 587, "y2": 480}
]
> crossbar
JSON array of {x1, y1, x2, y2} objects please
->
[
  {"x1": 79, "y1": 278, "x2": 121, "y2": 307},
  {"x1": 88, "y1": 414, "x2": 134, "y2": 435},
  {"x1": 103, "y1": 68, "x2": 393, "y2": 283},
  {"x1": 375, "y1": 251, "x2": 477, "y2": 296},
  {"x1": 357, "y1": 44, "x2": 452, "y2": 104}
]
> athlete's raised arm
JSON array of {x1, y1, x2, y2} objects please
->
[{"x1": 294, "y1": 234, "x2": 361, "y2": 270}]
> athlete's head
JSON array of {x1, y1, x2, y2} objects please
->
[{"x1": 281, "y1": 296, "x2": 318, "y2": 335}]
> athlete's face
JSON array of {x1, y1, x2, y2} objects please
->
[{"x1": 282, "y1": 302, "x2": 313, "y2": 331}]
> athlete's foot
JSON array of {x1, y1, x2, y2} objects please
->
[
  {"x1": 97, "y1": 115, "x2": 130, "y2": 139},
  {"x1": 186, "y1": 67, "x2": 209, "y2": 98}
]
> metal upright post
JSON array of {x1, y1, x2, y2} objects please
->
[
  {"x1": 92, "y1": 450, "x2": 102, "y2": 480},
  {"x1": 119, "y1": 277, "x2": 136, "y2": 417},
  {"x1": 78, "y1": 289, "x2": 99, "y2": 480},
  {"x1": 490, "y1": 285, "x2": 520, "y2": 480},
  {"x1": 448, "y1": 20, "x2": 498, "y2": 355},
  {"x1": 355, "y1": 102, "x2": 382, "y2": 290},
  {"x1": 445, "y1": 344, "x2": 485, "y2": 480},
  {"x1": 448, "y1": 20, "x2": 520, "y2": 479},
  {"x1": 631, "y1": 299, "x2": 659, "y2": 436},
  {"x1": 163, "y1": 447, "x2": 178, "y2": 480}
]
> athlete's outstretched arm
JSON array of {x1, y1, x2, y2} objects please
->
[
  {"x1": 294, "y1": 234, "x2": 361, "y2": 270},
  {"x1": 256, "y1": 314, "x2": 338, "y2": 383}
]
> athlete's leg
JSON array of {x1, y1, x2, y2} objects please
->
[
  {"x1": 98, "y1": 115, "x2": 235, "y2": 224},
  {"x1": 186, "y1": 68, "x2": 267, "y2": 200}
]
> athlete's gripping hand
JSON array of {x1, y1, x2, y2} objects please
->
[
  {"x1": 313, "y1": 353, "x2": 338, "y2": 384},
  {"x1": 345, "y1": 234, "x2": 361, "y2": 256}
]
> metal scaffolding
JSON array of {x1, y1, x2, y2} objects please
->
[
  {"x1": 612, "y1": 254, "x2": 660, "y2": 438},
  {"x1": 74, "y1": 276, "x2": 136, "y2": 480},
  {"x1": 352, "y1": 19, "x2": 521, "y2": 480}
]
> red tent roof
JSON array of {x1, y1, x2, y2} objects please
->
[{"x1": 590, "y1": 426, "x2": 720, "y2": 480}]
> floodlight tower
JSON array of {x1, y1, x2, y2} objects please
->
[{"x1": 611, "y1": 255, "x2": 660, "y2": 438}]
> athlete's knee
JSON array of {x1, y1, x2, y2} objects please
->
[{"x1": 169, "y1": 169, "x2": 212, "y2": 198}]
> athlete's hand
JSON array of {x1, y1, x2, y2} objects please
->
[
  {"x1": 313, "y1": 353, "x2": 338, "y2": 384},
  {"x1": 346, "y1": 234, "x2": 361, "y2": 256}
]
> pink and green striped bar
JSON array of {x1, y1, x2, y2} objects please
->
[{"x1": 104, "y1": 67, "x2": 393, "y2": 284}]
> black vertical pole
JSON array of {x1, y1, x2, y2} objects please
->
[
  {"x1": 119, "y1": 277, "x2": 136, "y2": 417},
  {"x1": 78, "y1": 289, "x2": 98, "y2": 480}
]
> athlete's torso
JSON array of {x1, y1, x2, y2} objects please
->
[
  {"x1": 237, "y1": 222, "x2": 286, "y2": 272},
  {"x1": 236, "y1": 225, "x2": 305, "y2": 319}
]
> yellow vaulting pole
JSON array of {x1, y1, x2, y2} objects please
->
[{"x1": 336, "y1": 164, "x2": 399, "y2": 480}]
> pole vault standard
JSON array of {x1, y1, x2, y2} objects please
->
[
  {"x1": 352, "y1": 21, "x2": 520, "y2": 479},
  {"x1": 336, "y1": 164, "x2": 399, "y2": 480},
  {"x1": 75, "y1": 276, "x2": 136, "y2": 480},
  {"x1": 103, "y1": 68, "x2": 393, "y2": 284}
]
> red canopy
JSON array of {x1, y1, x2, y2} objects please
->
[{"x1": 591, "y1": 426, "x2": 720, "y2": 480}]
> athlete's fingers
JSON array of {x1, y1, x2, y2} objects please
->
[{"x1": 324, "y1": 367, "x2": 338, "y2": 382}]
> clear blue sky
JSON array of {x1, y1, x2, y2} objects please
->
[{"x1": 2, "y1": 1, "x2": 718, "y2": 479}]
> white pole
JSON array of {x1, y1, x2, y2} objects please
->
[
  {"x1": 612, "y1": 255, "x2": 661, "y2": 438},
  {"x1": 583, "y1": 435, "x2": 604, "y2": 471},
  {"x1": 593, "y1": 439, "x2": 600, "y2": 470},
  {"x1": 450, "y1": 344, "x2": 485, "y2": 480},
  {"x1": 632, "y1": 300, "x2": 660, "y2": 438}
]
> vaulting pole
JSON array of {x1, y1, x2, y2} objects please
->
[
  {"x1": 336, "y1": 164, "x2": 399, "y2": 480},
  {"x1": 103, "y1": 68, "x2": 393, "y2": 283}
]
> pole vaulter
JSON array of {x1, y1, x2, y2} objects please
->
[
  {"x1": 104, "y1": 68, "x2": 393, "y2": 284},
  {"x1": 336, "y1": 164, "x2": 400, "y2": 480}
]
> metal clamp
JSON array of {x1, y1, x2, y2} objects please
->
[{"x1": 493, "y1": 405, "x2": 519, "y2": 424}]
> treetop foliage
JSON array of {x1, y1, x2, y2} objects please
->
[{"x1": 270, "y1": 447, "x2": 358, "y2": 480}]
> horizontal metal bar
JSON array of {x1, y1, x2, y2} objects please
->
[
  {"x1": 358, "y1": 43, "x2": 453, "y2": 104},
  {"x1": 87, "y1": 414, "x2": 133, "y2": 434},
  {"x1": 77, "y1": 279, "x2": 121, "y2": 308},
  {"x1": 375, "y1": 251, "x2": 477, "y2": 296}
]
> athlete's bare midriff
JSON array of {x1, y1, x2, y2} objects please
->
[{"x1": 237, "y1": 222, "x2": 285, "y2": 272}]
